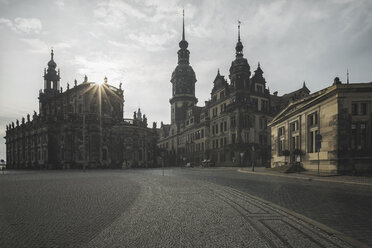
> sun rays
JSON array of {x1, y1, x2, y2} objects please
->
[{"x1": 79, "y1": 80, "x2": 124, "y2": 128}]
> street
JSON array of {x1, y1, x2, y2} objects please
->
[{"x1": 0, "y1": 168, "x2": 371, "y2": 247}]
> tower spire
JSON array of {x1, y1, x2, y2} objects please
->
[
  {"x1": 238, "y1": 20, "x2": 241, "y2": 42},
  {"x1": 44, "y1": 48, "x2": 60, "y2": 91},
  {"x1": 347, "y1": 68, "x2": 350, "y2": 84},
  {"x1": 178, "y1": 9, "x2": 189, "y2": 61},
  {"x1": 235, "y1": 21, "x2": 243, "y2": 57},
  {"x1": 182, "y1": 9, "x2": 185, "y2": 41}
]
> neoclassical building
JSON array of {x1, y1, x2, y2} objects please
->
[
  {"x1": 5, "y1": 50, "x2": 158, "y2": 169},
  {"x1": 269, "y1": 77, "x2": 372, "y2": 173},
  {"x1": 158, "y1": 17, "x2": 308, "y2": 167}
]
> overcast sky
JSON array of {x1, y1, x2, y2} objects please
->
[{"x1": 1, "y1": 0, "x2": 372, "y2": 160}]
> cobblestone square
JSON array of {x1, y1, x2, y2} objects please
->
[{"x1": 1, "y1": 169, "x2": 368, "y2": 247}]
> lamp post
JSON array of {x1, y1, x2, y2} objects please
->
[
  {"x1": 161, "y1": 151, "x2": 165, "y2": 176},
  {"x1": 251, "y1": 146, "x2": 255, "y2": 172},
  {"x1": 240, "y1": 152, "x2": 244, "y2": 167},
  {"x1": 82, "y1": 113, "x2": 86, "y2": 172}
]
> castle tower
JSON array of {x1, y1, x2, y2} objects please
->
[
  {"x1": 169, "y1": 10, "x2": 197, "y2": 125},
  {"x1": 43, "y1": 48, "x2": 60, "y2": 93},
  {"x1": 229, "y1": 22, "x2": 251, "y2": 90},
  {"x1": 137, "y1": 108, "x2": 142, "y2": 121}
]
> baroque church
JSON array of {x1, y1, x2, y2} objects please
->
[
  {"x1": 5, "y1": 50, "x2": 158, "y2": 169},
  {"x1": 157, "y1": 16, "x2": 309, "y2": 167}
]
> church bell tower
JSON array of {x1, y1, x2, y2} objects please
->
[
  {"x1": 43, "y1": 48, "x2": 61, "y2": 93},
  {"x1": 169, "y1": 10, "x2": 197, "y2": 125}
]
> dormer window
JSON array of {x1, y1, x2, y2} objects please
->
[
  {"x1": 256, "y1": 85, "x2": 263, "y2": 93},
  {"x1": 220, "y1": 90, "x2": 225, "y2": 99}
]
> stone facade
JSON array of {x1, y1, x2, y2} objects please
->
[
  {"x1": 158, "y1": 19, "x2": 309, "y2": 167},
  {"x1": 269, "y1": 78, "x2": 372, "y2": 173},
  {"x1": 5, "y1": 50, "x2": 158, "y2": 169}
]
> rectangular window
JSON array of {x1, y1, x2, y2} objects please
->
[
  {"x1": 361, "y1": 103, "x2": 367, "y2": 115},
  {"x1": 360, "y1": 123, "x2": 367, "y2": 148},
  {"x1": 201, "y1": 129, "x2": 204, "y2": 138},
  {"x1": 220, "y1": 122, "x2": 223, "y2": 132},
  {"x1": 352, "y1": 122, "x2": 367, "y2": 150},
  {"x1": 257, "y1": 85, "x2": 263, "y2": 93},
  {"x1": 308, "y1": 112, "x2": 318, "y2": 126},
  {"x1": 103, "y1": 149, "x2": 108, "y2": 161},
  {"x1": 231, "y1": 116, "x2": 236, "y2": 128},
  {"x1": 216, "y1": 140, "x2": 219, "y2": 148},
  {"x1": 290, "y1": 121, "x2": 298, "y2": 132},
  {"x1": 244, "y1": 133, "x2": 249, "y2": 143},
  {"x1": 352, "y1": 103, "x2": 358, "y2": 115},
  {"x1": 295, "y1": 136, "x2": 299, "y2": 149},
  {"x1": 224, "y1": 121, "x2": 227, "y2": 131},
  {"x1": 279, "y1": 139, "x2": 284, "y2": 155},
  {"x1": 232, "y1": 134, "x2": 236, "y2": 144},
  {"x1": 242, "y1": 115, "x2": 250, "y2": 129},
  {"x1": 261, "y1": 100, "x2": 267, "y2": 112},
  {"x1": 308, "y1": 130, "x2": 319, "y2": 153},
  {"x1": 351, "y1": 123, "x2": 357, "y2": 149},
  {"x1": 291, "y1": 136, "x2": 295, "y2": 150}
]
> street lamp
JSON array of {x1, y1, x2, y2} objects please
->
[
  {"x1": 251, "y1": 146, "x2": 255, "y2": 172},
  {"x1": 240, "y1": 152, "x2": 244, "y2": 167},
  {"x1": 160, "y1": 151, "x2": 166, "y2": 176}
]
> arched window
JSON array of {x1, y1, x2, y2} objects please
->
[{"x1": 102, "y1": 148, "x2": 108, "y2": 161}]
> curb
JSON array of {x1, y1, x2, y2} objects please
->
[{"x1": 237, "y1": 169, "x2": 372, "y2": 187}]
